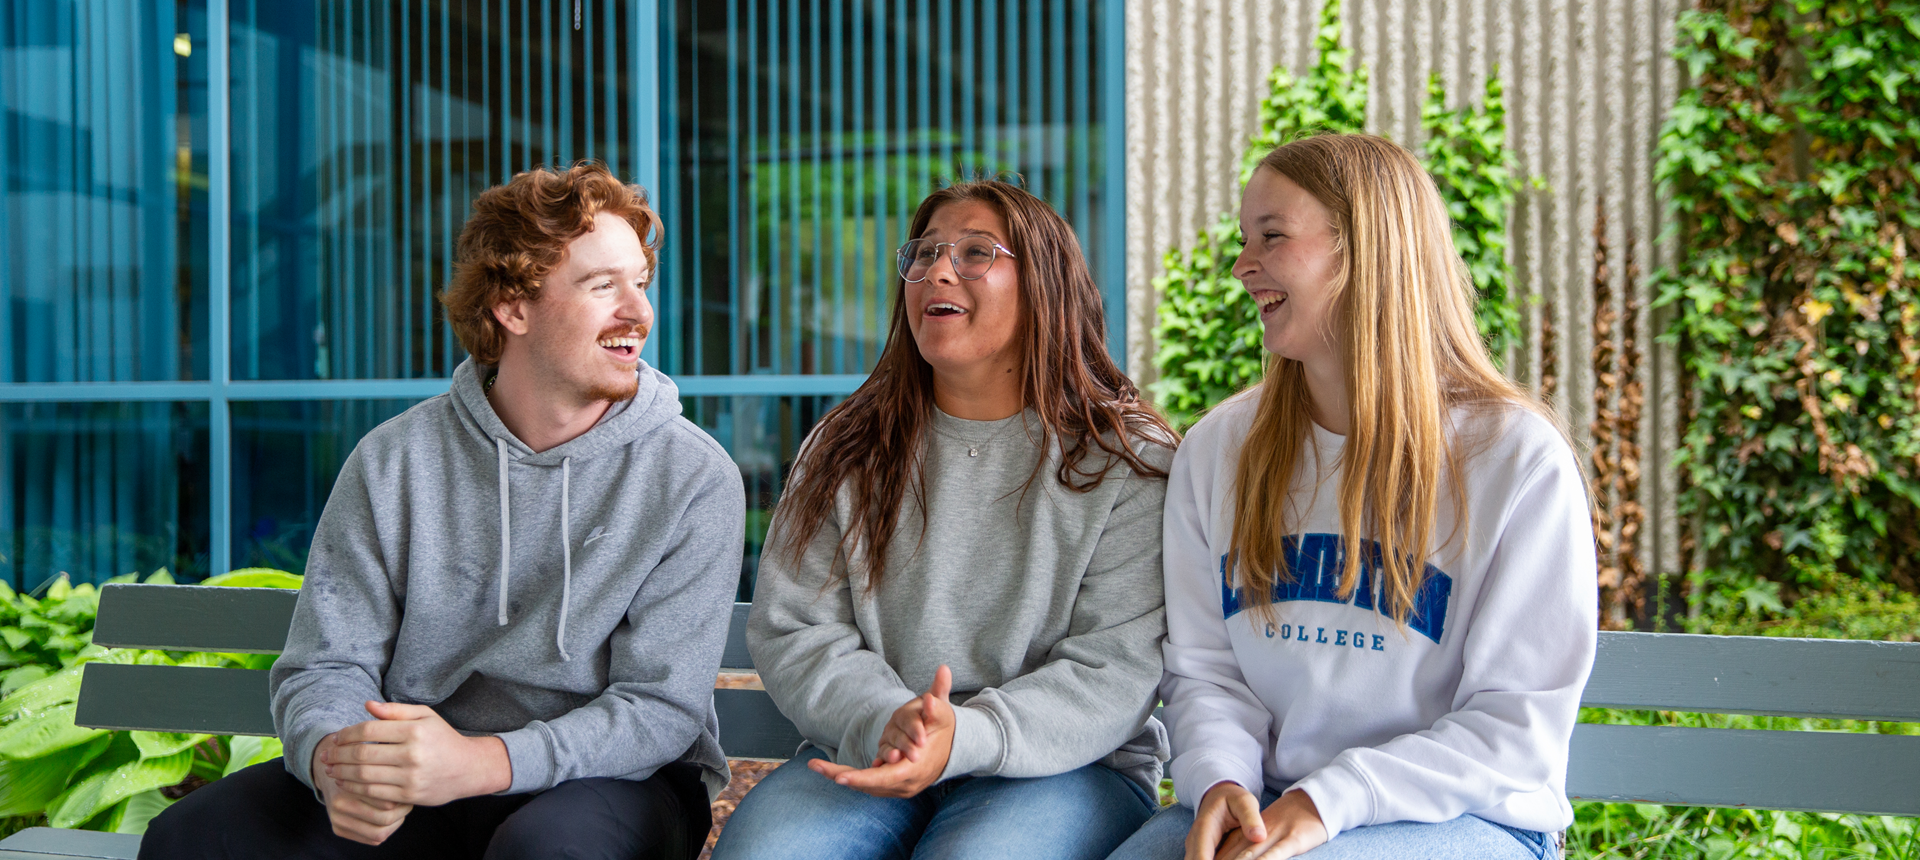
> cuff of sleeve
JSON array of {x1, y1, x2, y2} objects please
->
[
  {"x1": 280, "y1": 708, "x2": 362, "y2": 795},
  {"x1": 496, "y1": 723, "x2": 555, "y2": 794},
  {"x1": 1169, "y1": 750, "x2": 1263, "y2": 809},
  {"x1": 1288, "y1": 759, "x2": 1375, "y2": 839},
  {"x1": 939, "y1": 705, "x2": 1006, "y2": 781}
]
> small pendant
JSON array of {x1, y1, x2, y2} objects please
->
[{"x1": 968, "y1": 447, "x2": 978, "y2": 457}]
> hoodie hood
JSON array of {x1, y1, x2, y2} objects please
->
[{"x1": 446, "y1": 358, "x2": 686, "y2": 659}]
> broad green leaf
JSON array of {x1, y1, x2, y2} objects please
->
[
  {"x1": 110, "y1": 789, "x2": 175, "y2": 835},
  {"x1": 0, "y1": 733, "x2": 112, "y2": 816},
  {"x1": 0, "y1": 665, "x2": 52, "y2": 696},
  {"x1": 0, "y1": 703, "x2": 108, "y2": 759},
  {"x1": 46, "y1": 748, "x2": 191, "y2": 829},
  {"x1": 130, "y1": 731, "x2": 210, "y2": 761},
  {"x1": 45, "y1": 577, "x2": 70, "y2": 602},
  {"x1": 222, "y1": 735, "x2": 284, "y2": 778},
  {"x1": 201, "y1": 569, "x2": 302, "y2": 590},
  {"x1": 143, "y1": 569, "x2": 174, "y2": 585},
  {"x1": 0, "y1": 663, "x2": 86, "y2": 715},
  {"x1": 0, "y1": 627, "x2": 33, "y2": 651}
]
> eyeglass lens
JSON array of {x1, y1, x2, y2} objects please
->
[{"x1": 897, "y1": 237, "x2": 1001, "y2": 282}]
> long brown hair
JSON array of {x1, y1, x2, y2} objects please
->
[
  {"x1": 772, "y1": 180, "x2": 1176, "y2": 591},
  {"x1": 1230, "y1": 134, "x2": 1550, "y2": 626}
]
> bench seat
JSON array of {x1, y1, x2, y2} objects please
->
[{"x1": 2, "y1": 585, "x2": 1916, "y2": 858}]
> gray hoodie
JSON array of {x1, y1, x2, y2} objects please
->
[
  {"x1": 271, "y1": 358, "x2": 744, "y2": 800},
  {"x1": 749, "y1": 408, "x2": 1173, "y2": 795}
]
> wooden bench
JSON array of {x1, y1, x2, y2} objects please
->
[{"x1": 1, "y1": 584, "x2": 1916, "y2": 858}]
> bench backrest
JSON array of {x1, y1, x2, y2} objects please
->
[{"x1": 77, "y1": 585, "x2": 1920, "y2": 816}]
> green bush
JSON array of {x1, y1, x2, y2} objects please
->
[
  {"x1": 1148, "y1": 0, "x2": 1524, "y2": 428},
  {"x1": 1654, "y1": 0, "x2": 1920, "y2": 592},
  {"x1": 0, "y1": 568, "x2": 299, "y2": 836}
]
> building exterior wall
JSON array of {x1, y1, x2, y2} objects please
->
[{"x1": 1126, "y1": 0, "x2": 1686, "y2": 591}]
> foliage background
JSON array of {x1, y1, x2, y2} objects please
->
[
  {"x1": 1655, "y1": 0, "x2": 1920, "y2": 615},
  {"x1": 0, "y1": 569, "x2": 297, "y2": 837},
  {"x1": 1146, "y1": 0, "x2": 1525, "y2": 429}
]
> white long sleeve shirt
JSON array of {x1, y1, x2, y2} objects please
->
[{"x1": 1160, "y1": 391, "x2": 1597, "y2": 838}]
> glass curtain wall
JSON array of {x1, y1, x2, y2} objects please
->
[
  {"x1": 662, "y1": 0, "x2": 1120, "y2": 593},
  {"x1": 1, "y1": 1, "x2": 213, "y2": 586},
  {"x1": 1, "y1": 0, "x2": 1122, "y2": 595}
]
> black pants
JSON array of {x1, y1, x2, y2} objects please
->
[{"x1": 139, "y1": 758, "x2": 711, "y2": 860}]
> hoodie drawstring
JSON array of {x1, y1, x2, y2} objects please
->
[
  {"x1": 557, "y1": 457, "x2": 573, "y2": 661},
  {"x1": 496, "y1": 437, "x2": 511, "y2": 626},
  {"x1": 493, "y1": 438, "x2": 575, "y2": 662}
]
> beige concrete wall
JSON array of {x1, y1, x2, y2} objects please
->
[{"x1": 1126, "y1": 0, "x2": 1686, "y2": 589}]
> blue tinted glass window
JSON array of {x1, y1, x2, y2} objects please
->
[
  {"x1": 1, "y1": 401, "x2": 210, "y2": 590},
  {"x1": 230, "y1": 0, "x2": 647, "y2": 381},
  {"x1": 1, "y1": 1, "x2": 211, "y2": 383}
]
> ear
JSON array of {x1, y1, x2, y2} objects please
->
[{"x1": 492, "y1": 296, "x2": 533, "y2": 338}]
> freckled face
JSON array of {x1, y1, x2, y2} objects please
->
[
  {"x1": 1234, "y1": 167, "x2": 1344, "y2": 367},
  {"x1": 515, "y1": 212, "x2": 654, "y2": 404},
  {"x1": 904, "y1": 200, "x2": 1023, "y2": 378}
]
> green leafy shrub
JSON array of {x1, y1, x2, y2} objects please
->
[
  {"x1": 1148, "y1": 0, "x2": 1524, "y2": 428},
  {"x1": 1654, "y1": 0, "x2": 1920, "y2": 594},
  {"x1": 0, "y1": 568, "x2": 299, "y2": 836}
]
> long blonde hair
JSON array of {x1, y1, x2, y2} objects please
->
[{"x1": 1230, "y1": 133, "x2": 1541, "y2": 627}]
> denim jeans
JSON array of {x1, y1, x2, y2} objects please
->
[
  {"x1": 1105, "y1": 788, "x2": 1559, "y2": 860},
  {"x1": 709, "y1": 748, "x2": 1157, "y2": 860}
]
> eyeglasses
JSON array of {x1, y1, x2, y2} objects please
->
[{"x1": 896, "y1": 236, "x2": 1016, "y2": 282}]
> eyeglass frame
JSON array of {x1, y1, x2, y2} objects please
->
[{"x1": 895, "y1": 237, "x2": 1018, "y2": 283}]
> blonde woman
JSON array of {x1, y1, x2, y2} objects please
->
[{"x1": 1109, "y1": 134, "x2": 1596, "y2": 860}]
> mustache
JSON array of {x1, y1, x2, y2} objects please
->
[{"x1": 598, "y1": 323, "x2": 650, "y2": 340}]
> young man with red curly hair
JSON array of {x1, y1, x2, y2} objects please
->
[{"x1": 143, "y1": 163, "x2": 744, "y2": 860}]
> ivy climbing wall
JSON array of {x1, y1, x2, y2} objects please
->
[{"x1": 1125, "y1": 0, "x2": 1689, "y2": 623}]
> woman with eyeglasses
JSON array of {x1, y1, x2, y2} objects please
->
[{"x1": 709, "y1": 180, "x2": 1178, "y2": 860}]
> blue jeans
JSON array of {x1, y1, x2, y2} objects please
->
[
  {"x1": 1105, "y1": 788, "x2": 1559, "y2": 860},
  {"x1": 710, "y1": 748, "x2": 1157, "y2": 860}
]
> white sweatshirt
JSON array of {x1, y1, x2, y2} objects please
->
[{"x1": 1160, "y1": 391, "x2": 1597, "y2": 838}]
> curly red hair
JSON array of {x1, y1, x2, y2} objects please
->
[{"x1": 439, "y1": 162, "x2": 663, "y2": 365}]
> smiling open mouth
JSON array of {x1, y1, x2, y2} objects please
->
[
  {"x1": 926, "y1": 302, "x2": 967, "y2": 318},
  {"x1": 1256, "y1": 293, "x2": 1286, "y2": 316},
  {"x1": 598, "y1": 335, "x2": 641, "y2": 359}
]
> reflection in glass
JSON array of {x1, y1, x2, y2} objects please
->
[
  {"x1": 229, "y1": 399, "x2": 417, "y2": 572},
  {"x1": 661, "y1": 0, "x2": 1113, "y2": 379},
  {"x1": 0, "y1": 402, "x2": 210, "y2": 590},
  {"x1": 230, "y1": 0, "x2": 646, "y2": 381},
  {"x1": 681, "y1": 394, "x2": 842, "y2": 599},
  {"x1": 0, "y1": 1, "x2": 211, "y2": 382}
]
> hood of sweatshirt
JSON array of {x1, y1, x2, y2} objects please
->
[{"x1": 446, "y1": 358, "x2": 685, "y2": 661}]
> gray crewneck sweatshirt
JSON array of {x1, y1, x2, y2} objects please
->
[
  {"x1": 270, "y1": 358, "x2": 745, "y2": 800},
  {"x1": 747, "y1": 407, "x2": 1174, "y2": 794}
]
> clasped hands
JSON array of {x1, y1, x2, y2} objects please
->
[
  {"x1": 309, "y1": 701, "x2": 513, "y2": 845},
  {"x1": 1185, "y1": 781, "x2": 1328, "y2": 860},
  {"x1": 808, "y1": 664, "x2": 956, "y2": 799}
]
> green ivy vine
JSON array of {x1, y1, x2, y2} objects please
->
[
  {"x1": 1148, "y1": 0, "x2": 1525, "y2": 428},
  {"x1": 1654, "y1": 0, "x2": 1920, "y2": 594}
]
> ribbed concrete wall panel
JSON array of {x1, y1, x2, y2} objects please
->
[{"x1": 1127, "y1": 0, "x2": 1683, "y2": 584}]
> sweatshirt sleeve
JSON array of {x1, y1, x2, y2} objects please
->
[
  {"x1": 746, "y1": 501, "x2": 918, "y2": 769},
  {"x1": 938, "y1": 462, "x2": 1171, "y2": 781},
  {"x1": 1160, "y1": 435, "x2": 1275, "y2": 808},
  {"x1": 1289, "y1": 447, "x2": 1599, "y2": 838},
  {"x1": 493, "y1": 463, "x2": 744, "y2": 793},
  {"x1": 269, "y1": 448, "x2": 396, "y2": 791}
]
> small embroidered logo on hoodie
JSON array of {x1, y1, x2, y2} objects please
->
[{"x1": 584, "y1": 526, "x2": 609, "y2": 546}]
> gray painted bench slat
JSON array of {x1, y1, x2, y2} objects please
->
[
  {"x1": 1567, "y1": 722, "x2": 1920, "y2": 816},
  {"x1": 72, "y1": 664, "x2": 275, "y2": 737},
  {"x1": 90, "y1": 584, "x2": 298, "y2": 656},
  {"x1": 1586, "y1": 631, "x2": 1920, "y2": 721},
  {"x1": 9, "y1": 595, "x2": 1920, "y2": 860},
  {"x1": 0, "y1": 827, "x2": 138, "y2": 860}
]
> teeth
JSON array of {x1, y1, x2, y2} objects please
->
[
  {"x1": 929, "y1": 303, "x2": 965, "y2": 314},
  {"x1": 598, "y1": 336, "x2": 641, "y2": 348},
  {"x1": 1257, "y1": 294, "x2": 1285, "y2": 313}
]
